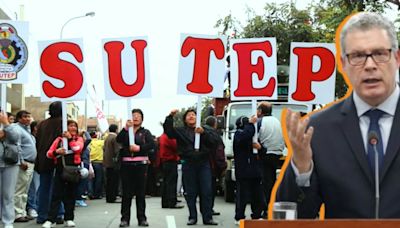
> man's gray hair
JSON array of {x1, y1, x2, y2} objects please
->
[{"x1": 340, "y1": 12, "x2": 398, "y2": 56}]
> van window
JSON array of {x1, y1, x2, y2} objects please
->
[{"x1": 228, "y1": 103, "x2": 310, "y2": 130}]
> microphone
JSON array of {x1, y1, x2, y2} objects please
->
[{"x1": 368, "y1": 131, "x2": 379, "y2": 219}]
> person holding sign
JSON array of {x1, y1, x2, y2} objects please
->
[
  {"x1": 277, "y1": 12, "x2": 400, "y2": 218},
  {"x1": 34, "y1": 101, "x2": 64, "y2": 224},
  {"x1": 233, "y1": 115, "x2": 264, "y2": 223},
  {"x1": 163, "y1": 109, "x2": 219, "y2": 226},
  {"x1": 43, "y1": 120, "x2": 84, "y2": 228},
  {"x1": 116, "y1": 109, "x2": 155, "y2": 227}
]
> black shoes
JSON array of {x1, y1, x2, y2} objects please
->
[
  {"x1": 204, "y1": 220, "x2": 218, "y2": 225},
  {"x1": 212, "y1": 211, "x2": 221, "y2": 216},
  {"x1": 169, "y1": 203, "x2": 184, "y2": 209},
  {"x1": 187, "y1": 219, "x2": 197, "y2": 225},
  {"x1": 107, "y1": 200, "x2": 122, "y2": 203},
  {"x1": 14, "y1": 217, "x2": 29, "y2": 223},
  {"x1": 26, "y1": 215, "x2": 35, "y2": 220},
  {"x1": 138, "y1": 220, "x2": 149, "y2": 227},
  {"x1": 36, "y1": 218, "x2": 63, "y2": 225},
  {"x1": 119, "y1": 221, "x2": 129, "y2": 227},
  {"x1": 56, "y1": 218, "x2": 64, "y2": 224},
  {"x1": 162, "y1": 203, "x2": 184, "y2": 209}
]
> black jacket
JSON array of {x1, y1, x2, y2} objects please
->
[
  {"x1": 116, "y1": 127, "x2": 155, "y2": 158},
  {"x1": 204, "y1": 125, "x2": 227, "y2": 176},
  {"x1": 277, "y1": 94, "x2": 400, "y2": 218},
  {"x1": 163, "y1": 115, "x2": 218, "y2": 163},
  {"x1": 35, "y1": 117, "x2": 62, "y2": 173},
  {"x1": 233, "y1": 123, "x2": 262, "y2": 179}
]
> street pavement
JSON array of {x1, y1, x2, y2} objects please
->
[{"x1": 13, "y1": 196, "x2": 242, "y2": 228}]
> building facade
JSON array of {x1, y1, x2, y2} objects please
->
[{"x1": 25, "y1": 96, "x2": 79, "y2": 122}]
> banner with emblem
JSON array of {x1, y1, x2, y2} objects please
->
[{"x1": 0, "y1": 21, "x2": 29, "y2": 84}]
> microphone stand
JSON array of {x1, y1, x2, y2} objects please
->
[
  {"x1": 373, "y1": 143, "x2": 379, "y2": 219},
  {"x1": 368, "y1": 131, "x2": 380, "y2": 219}
]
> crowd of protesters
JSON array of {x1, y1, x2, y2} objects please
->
[{"x1": 0, "y1": 100, "x2": 285, "y2": 228}]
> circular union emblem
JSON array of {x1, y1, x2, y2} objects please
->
[{"x1": 0, "y1": 23, "x2": 28, "y2": 79}]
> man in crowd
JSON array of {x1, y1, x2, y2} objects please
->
[
  {"x1": 103, "y1": 124, "x2": 121, "y2": 203},
  {"x1": 257, "y1": 102, "x2": 285, "y2": 217},
  {"x1": 204, "y1": 116, "x2": 226, "y2": 216},
  {"x1": 159, "y1": 127, "x2": 183, "y2": 209},
  {"x1": 35, "y1": 101, "x2": 64, "y2": 224},
  {"x1": 89, "y1": 131, "x2": 104, "y2": 200},
  {"x1": 13, "y1": 111, "x2": 37, "y2": 222}
]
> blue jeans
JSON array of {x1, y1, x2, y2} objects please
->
[
  {"x1": 89, "y1": 163, "x2": 104, "y2": 198},
  {"x1": 76, "y1": 163, "x2": 89, "y2": 200},
  {"x1": 26, "y1": 171, "x2": 40, "y2": 211},
  {"x1": 36, "y1": 171, "x2": 65, "y2": 223},
  {"x1": 182, "y1": 161, "x2": 213, "y2": 223}
]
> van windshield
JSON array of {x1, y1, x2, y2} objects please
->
[{"x1": 228, "y1": 103, "x2": 310, "y2": 130}]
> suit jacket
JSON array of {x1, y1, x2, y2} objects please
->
[{"x1": 277, "y1": 94, "x2": 400, "y2": 218}]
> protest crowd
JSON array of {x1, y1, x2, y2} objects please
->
[{"x1": 0, "y1": 98, "x2": 287, "y2": 227}]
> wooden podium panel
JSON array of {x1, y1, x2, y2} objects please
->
[{"x1": 241, "y1": 219, "x2": 400, "y2": 228}]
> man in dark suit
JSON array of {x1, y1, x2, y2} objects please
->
[{"x1": 277, "y1": 12, "x2": 400, "y2": 218}]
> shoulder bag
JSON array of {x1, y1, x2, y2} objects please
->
[
  {"x1": 2, "y1": 142, "x2": 19, "y2": 164},
  {"x1": 61, "y1": 156, "x2": 81, "y2": 183}
]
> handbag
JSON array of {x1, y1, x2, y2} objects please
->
[
  {"x1": 2, "y1": 142, "x2": 19, "y2": 164},
  {"x1": 61, "y1": 156, "x2": 81, "y2": 183}
]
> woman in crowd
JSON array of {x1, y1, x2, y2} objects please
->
[
  {"x1": 117, "y1": 109, "x2": 155, "y2": 227},
  {"x1": 0, "y1": 112, "x2": 21, "y2": 228},
  {"x1": 42, "y1": 120, "x2": 84, "y2": 228}
]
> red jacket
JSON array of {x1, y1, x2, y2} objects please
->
[
  {"x1": 47, "y1": 136, "x2": 84, "y2": 165},
  {"x1": 159, "y1": 133, "x2": 179, "y2": 162}
]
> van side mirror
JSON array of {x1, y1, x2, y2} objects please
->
[{"x1": 216, "y1": 115, "x2": 225, "y2": 129}]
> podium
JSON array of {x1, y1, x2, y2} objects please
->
[{"x1": 241, "y1": 220, "x2": 400, "y2": 228}]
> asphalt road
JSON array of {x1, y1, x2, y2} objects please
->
[{"x1": 13, "y1": 196, "x2": 246, "y2": 228}]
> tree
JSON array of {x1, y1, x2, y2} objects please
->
[{"x1": 240, "y1": 3, "x2": 322, "y2": 65}]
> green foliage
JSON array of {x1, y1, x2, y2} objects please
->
[
  {"x1": 214, "y1": 13, "x2": 240, "y2": 38},
  {"x1": 200, "y1": 97, "x2": 213, "y2": 123},
  {"x1": 241, "y1": 3, "x2": 321, "y2": 65}
]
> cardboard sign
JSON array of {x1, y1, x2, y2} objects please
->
[
  {"x1": 177, "y1": 34, "x2": 226, "y2": 97},
  {"x1": 0, "y1": 21, "x2": 29, "y2": 84},
  {"x1": 102, "y1": 37, "x2": 151, "y2": 99},
  {"x1": 38, "y1": 39, "x2": 86, "y2": 101},
  {"x1": 288, "y1": 42, "x2": 336, "y2": 104},
  {"x1": 230, "y1": 38, "x2": 278, "y2": 101}
]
